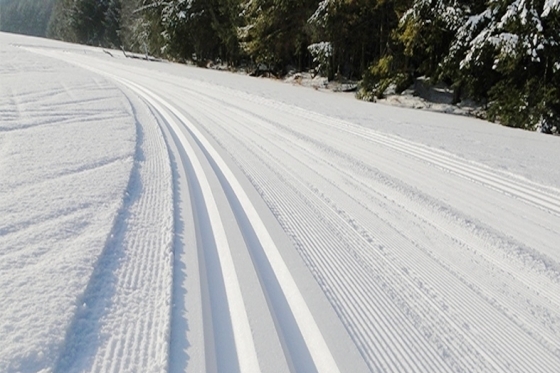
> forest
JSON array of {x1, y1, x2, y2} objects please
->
[
  {"x1": 0, "y1": 0, "x2": 55, "y2": 37},
  {"x1": 2, "y1": 1, "x2": 559, "y2": 133}
]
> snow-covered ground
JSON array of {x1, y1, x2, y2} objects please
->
[{"x1": 2, "y1": 32, "x2": 560, "y2": 373}]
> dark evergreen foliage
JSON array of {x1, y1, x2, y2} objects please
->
[
  {"x1": 48, "y1": 0, "x2": 123, "y2": 46},
  {"x1": 31, "y1": 0, "x2": 560, "y2": 133},
  {"x1": 241, "y1": 0, "x2": 316, "y2": 72}
]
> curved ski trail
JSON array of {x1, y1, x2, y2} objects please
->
[{"x1": 121, "y1": 79, "x2": 346, "y2": 373}]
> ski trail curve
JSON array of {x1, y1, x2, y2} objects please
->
[
  {"x1": 20, "y1": 46, "x2": 348, "y2": 372},
  {"x1": 121, "y1": 80, "x2": 262, "y2": 373},
  {"x1": 121, "y1": 78, "x2": 341, "y2": 373},
  {"x1": 165, "y1": 84, "x2": 560, "y2": 372}
]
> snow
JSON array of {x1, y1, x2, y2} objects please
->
[
  {"x1": 2, "y1": 32, "x2": 560, "y2": 373},
  {"x1": 0, "y1": 34, "x2": 173, "y2": 373},
  {"x1": 0, "y1": 38, "x2": 136, "y2": 373},
  {"x1": 456, "y1": 0, "x2": 552, "y2": 69},
  {"x1": 309, "y1": 0, "x2": 330, "y2": 24},
  {"x1": 543, "y1": 0, "x2": 560, "y2": 16},
  {"x1": 307, "y1": 42, "x2": 332, "y2": 76},
  {"x1": 307, "y1": 41, "x2": 332, "y2": 57},
  {"x1": 399, "y1": 0, "x2": 465, "y2": 31}
]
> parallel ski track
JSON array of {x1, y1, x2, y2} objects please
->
[
  {"x1": 179, "y1": 85, "x2": 560, "y2": 304},
  {"x1": 165, "y1": 80, "x2": 560, "y2": 265},
  {"x1": 175, "y1": 92, "x2": 493, "y2": 373},
  {"x1": 119, "y1": 81, "x2": 263, "y2": 373},
  {"x1": 225, "y1": 102, "x2": 560, "y2": 309},
  {"x1": 181, "y1": 83, "x2": 560, "y2": 277},
  {"x1": 230, "y1": 118, "x2": 560, "y2": 352},
  {"x1": 174, "y1": 85, "x2": 560, "y2": 372},
  {"x1": 181, "y1": 80, "x2": 560, "y2": 216},
  {"x1": 116, "y1": 78, "x2": 342, "y2": 373}
]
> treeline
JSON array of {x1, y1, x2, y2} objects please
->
[
  {"x1": 0, "y1": 0, "x2": 55, "y2": 37},
  {"x1": 47, "y1": 0, "x2": 560, "y2": 133}
]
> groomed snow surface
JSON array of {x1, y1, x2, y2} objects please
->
[{"x1": 1, "y1": 32, "x2": 560, "y2": 373}]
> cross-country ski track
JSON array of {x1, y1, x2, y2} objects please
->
[{"x1": 2, "y1": 33, "x2": 560, "y2": 373}]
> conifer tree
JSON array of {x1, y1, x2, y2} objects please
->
[
  {"x1": 49, "y1": 0, "x2": 124, "y2": 47},
  {"x1": 155, "y1": 0, "x2": 241, "y2": 63},
  {"x1": 310, "y1": 0, "x2": 411, "y2": 79},
  {"x1": 240, "y1": 0, "x2": 316, "y2": 73},
  {"x1": 447, "y1": 0, "x2": 560, "y2": 130}
]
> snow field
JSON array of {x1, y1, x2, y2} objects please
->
[
  {"x1": 4, "y1": 33, "x2": 560, "y2": 373},
  {"x1": 24, "y1": 43, "x2": 367, "y2": 371},
  {"x1": 0, "y1": 43, "x2": 136, "y2": 372},
  {"x1": 54, "y1": 89, "x2": 174, "y2": 373},
  {"x1": 1, "y1": 37, "x2": 174, "y2": 373},
  {"x1": 167, "y1": 81, "x2": 560, "y2": 372},
  {"x1": 103, "y1": 54, "x2": 560, "y2": 371}
]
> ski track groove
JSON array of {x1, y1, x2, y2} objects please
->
[
  {"x1": 253, "y1": 112, "x2": 559, "y2": 371},
  {"x1": 261, "y1": 121, "x2": 560, "y2": 352},
  {"x1": 184, "y1": 80, "x2": 560, "y2": 212},
  {"x1": 178, "y1": 83, "x2": 560, "y2": 264},
  {"x1": 246, "y1": 139, "x2": 490, "y2": 372},
  {"x1": 225, "y1": 137, "x2": 474, "y2": 373},
  {"x1": 179, "y1": 95, "x2": 483, "y2": 373},
  {"x1": 122, "y1": 82, "x2": 264, "y2": 373},
  {"x1": 177, "y1": 86, "x2": 560, "y2": 372},
  {"x1": 187, "y1": 84, "x2": 554, "y2": 278}
]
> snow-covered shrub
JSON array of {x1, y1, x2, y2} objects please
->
[{"x1": 308, "y1": 41, "x2": 332, "y2": 77}]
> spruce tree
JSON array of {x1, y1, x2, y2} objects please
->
[
  {"x1": 449, "y1": 0, "x2": 560, "y2": 131},
  {"x1": 310, "y1": 0, "x2": 411, "y2": 80},
  {"x1": 240, "y1": 0, "x2": 316, "y2": 73}
]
